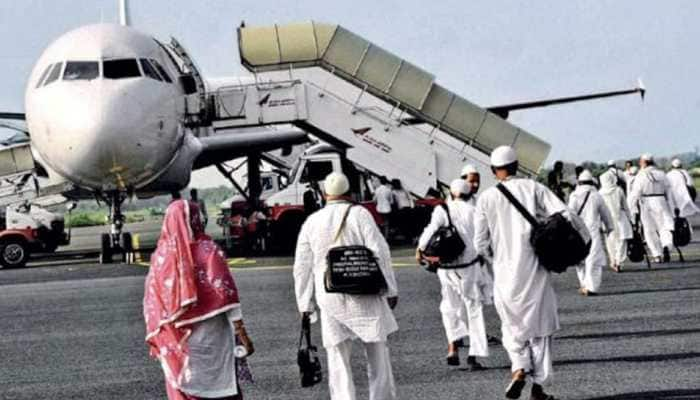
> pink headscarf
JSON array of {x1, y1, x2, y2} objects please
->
[{"x1": 143, "y1": 200, "x2": 240, "y2": 398}]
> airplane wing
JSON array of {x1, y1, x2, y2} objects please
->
[
  {"x1": 486, "y1": 80, "x2": 646, "y2": 119},
  {"x1": 192, "y1": 128, "x2": 308, "y2": 169}
]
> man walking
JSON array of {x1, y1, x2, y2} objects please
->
[
  {"x1": 474, "y1": 146, "x2": 574, "y2": 400},
  {"x1": 294, "y1": 172, "x2": 399, "y2": 400},
  {"x1": 667, "y1": 158, "x2": 699, "y2": 218}
]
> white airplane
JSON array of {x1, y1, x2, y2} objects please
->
[{"x1": 0, "y1": 0, "x2": 306, "y2": 262}]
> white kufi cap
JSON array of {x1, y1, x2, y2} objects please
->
[
  {"x1": 607, "y1": 160, "x2": 616, "y2": 167},
  {"x1": 450, "y1": 179, "x2": 470, "y2": 195},
  {"x1": 460, "y1": 164, "x2": 478, "y2": 177},
  {"x1": 578, "y1": 169, "x2": 593, "y2": 182},
  {"x1": 490, "y1": 146, "x2": 517, "y2": 167},
  {"x1": 641, "y1": 153, "x2": 654, "y2": 162},
  {"x1": 671, "y1": 158, "x2": 682, "y2": 168},
  {"x1": 323, "y1": 172, "x2": 350, "y2": 196}
]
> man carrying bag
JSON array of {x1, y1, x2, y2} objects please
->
[{"x1": 293, "y1": 172, "x2": 399, "y2": 400}]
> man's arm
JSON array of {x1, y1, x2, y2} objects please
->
[
  {"x1": 473, "y1": 198, "x2": 492, "y2": 259},
  {"x1": 293, "y1": 220, "x2": 315, "y2": 313}
]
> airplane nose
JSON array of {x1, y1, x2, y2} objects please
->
[{"x1": 40, "y1": 82, "x2": 180, "y2": 190}]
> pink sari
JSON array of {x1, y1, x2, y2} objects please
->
[{"x1": 144, "y1": 200, "x2": 241, "y2": 400}]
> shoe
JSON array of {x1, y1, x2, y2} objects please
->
[
  {"x1": 466, "y1": 356, "x2": 486, "y2": 371},
  {"x1": 446, "y1": 353, "x2": 460, "y2": 366},
  {"x1": 529, "y1": 383, "x2": 555, "y2": 400},
  {"x1": 577, "y1": 287, "x2": 586, "y2": 295},
  {"x1": 663, "y1": 247, "x2": 670, "y2": 263},
  {"x1": 579, "y1": 288, "x2": 598, "y2": 297},
  {"x1": 505, "y1": 369, "x2": 527, "y2": 399}
]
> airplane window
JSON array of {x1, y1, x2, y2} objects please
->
[
  {"x1": 35, "y1": 64, "x2": 54, "y2": 88},
  {"x1": 150, "y1": 59, "x2": 173, "y2": 83},
  {"x1": 103, "y1": 59, "x2": 141, "y2": 79},
  {"x1": 63, "y1": 61, "x2": 99, "y2": 81},
  {"x1": 139, "y1": 59, "x2": 162, "y2": 81},
  {"x1": 43, "y1": 62, "x2": 64, "y2": 86}
]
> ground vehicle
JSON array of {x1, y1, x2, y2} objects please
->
[{"x1": 0, "y1": 203, "x2": 70, "y2": 268}]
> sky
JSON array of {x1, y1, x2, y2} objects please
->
[{"x1": 1, "y1": 1, "x2": 699, "y2": 187}]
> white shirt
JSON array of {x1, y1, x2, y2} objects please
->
[
  {"x1": 667, "y1": 168, "x2": 699, "y2": 218},
  {"x1": 294, "y1": 201, "x2": 399, "y2": 347},
  {"x1": 628, "y1": 166, "x2": 676, "y2": 216},
  {"x1": 569, "y1": 185, "x2": 615, "y2": 267},
  {"x1": 374, "y1": 184, "x2": 394, "y2": 214},
  {"x1": 392, "y1": 189, "x2": 414, "y2": 209},
  {"x1": 473, "y1": 177, "x2": 577, "y2": 342}
]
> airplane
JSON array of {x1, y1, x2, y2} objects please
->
[{"x1": 0, "y1": 1, "x2": 644, "y2": 263}]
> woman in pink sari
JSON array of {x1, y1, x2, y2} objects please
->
[{"x1": 144, "y1": 200, "x2": 254, "y2": 400}]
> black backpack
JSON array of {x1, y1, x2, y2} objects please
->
[
  {"x1": 674, "y1": 217, "x2": 691, "y2": 247},
  {"x1": 423, "y1": 203, "x2": 466, "y2": 263},
  {"x1": 497, "y1": 183, "x2": 591, "y2": 273}
]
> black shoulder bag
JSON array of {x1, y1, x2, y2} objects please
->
[
  {"x1": 297, "y1": 313, "x2": 322, "y2": 388},
  {"x1": 496, "y1": 183, "x2": 591, "y2": 273},
  {"x1": 325, "y1": 204, "x2": 388, "y2": 295},
  {"x1": 423, "y1": 203, "x2": 466, "y2": 264}
]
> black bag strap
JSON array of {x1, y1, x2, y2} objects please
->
[
  {"x1": 299, "y1": 314, "x2": 312, "y2": 349},
  {"x1": 333, "y1": 203, "x2": 355, "y2": 243},
  {"x1": 577, "y1": 191, "x2": 592, "y2": 215},
  {"x1": 496, "y1": 183, "x2": 539, "y2": 228},
  {"x1": 440, "y1": 203, "x2": 455, "y2": 228}
]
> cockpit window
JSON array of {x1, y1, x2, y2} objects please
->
[
  {"x1": 43, "y1": 62, "x2": 63, "y2": 86},
  {"x1": 139, "y1": 59, "x2": 162, "y2": 81},
  {"x1": 63, "y1": 61, "x2": 99, "y2": 81},
  {"x1": 35, "y1": 64, "x2": 54, "y2": 88},
  {"x1": 150, "y1": 59, "x2": 173, "y2": 83},
  {"x1": 103, "y1": 59, "x2": 141, "y2": 79}
]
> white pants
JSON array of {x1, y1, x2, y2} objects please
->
[
  {"x1": 501, "y1": 332, "x2": 553, "y2": 386},
  {"x1": 640, "y1": 205, "x2": 674, "y2": 257},
  {"x1": 439, "y1": 275, "x2": 489, "y2": 357},
  {"x1": 605, "y1": 228, "x2": 628, "y2": 266},
  {"x1": 326, "y1": 340, "x2": 397, "y2": 400},
  {"x1": 576, "y1": 263, "x2": 602, "y2": 292}
]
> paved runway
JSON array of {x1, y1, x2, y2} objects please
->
[{"x1": 2, "y1": 228, "x2": 700, "y2": 400}]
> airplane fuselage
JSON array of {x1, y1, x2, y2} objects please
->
[{"x1": 25, "y1": 23, "x2": 187, "y2": 193}]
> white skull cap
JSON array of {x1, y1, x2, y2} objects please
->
[
  {"x1": 641, "y1": 153, "x2": 654, "y2": 162},
  {"x1": 490, "y1": 146, "x2": 517, "y2": 167},
  {"x1": 323, "y1": 172, "x2": 350, "y2": 196},
  {"x1": 578, "y1": 169, "x2": 594, "y2": 182},
  {"x1": 450, "y1": 179, "x2": 470, "y2": 195},
  {"x1": 460, "y1": 164, "x2": 479, "y2": 177},
  {"x1": 607, "y1": 160, "x2": 616, "y2": 167},
  {"x1": 671, "y1": 158, "x2": 682, "y2": 168}
]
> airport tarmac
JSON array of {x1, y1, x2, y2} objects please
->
[{"x1": 1, "y1": 222, "x2": 700, "y2": 399}]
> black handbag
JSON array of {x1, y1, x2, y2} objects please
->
[
  {"x1": 674, "y1": 217, "x2": 691, "y2": 247},
  {"x1": 423, "y1": 203, "x2": 466, "y2": 264},
  {"x1": 325, "y1": 204, "x2": 388, "y2": 295},
  {"x1": 496, "y1": 183, "x2": 591, "y2": 273},
  {"x1": 627, "y1": 226, "x2": 646, "y2": 262},
  {"x1": 297, "y1": 314, "x2": 322, "y2": 388}
]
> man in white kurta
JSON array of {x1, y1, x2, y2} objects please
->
[
  {"x1": 599, "y1": 170, "x2": 634, "y2": 272},
  {"x1": 373, "y1": 176, "x2": 395, "y2": 237},
  {"x1": 667, "y1": 159, "x2": 699, "y2": 218},
  {"x1": 569, "y1": 170, "x2": 615, "y2": 295},
  {"x1": 474, "y1": 146, "x2": 575, "y2": 400},
  {"x1": 628, "y1": 154, "x2": 676, "y2": 262},
  {"x1": 416, "y1": 179, "x2": 490, "y2": 370},
  {"x1": 294, "y1": 172, "x2": 399, "y2": 400}
]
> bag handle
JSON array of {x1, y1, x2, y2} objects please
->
[
  {"x1": 577, "y1": 191, "x2": 591, "y2": 215},
  {"x1": 496, "y1": 183, "x2": 539, "y2": 228},
  {"x1": 299, "y1": 313, "x2": 312, "y2": 349},
  {"x1": 440, "y1": 203, "x2": 455, "y2": 228},
  {"x1": 333, "y1": 204, "x2": 355, "y2": 243}
]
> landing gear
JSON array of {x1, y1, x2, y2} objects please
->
[{"x1": 99, "y1": 192, "x2": 134, "y2": 264}]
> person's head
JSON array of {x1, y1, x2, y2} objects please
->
[
  {"x1": 170, "y1": 190, "x2": 181, "y2": 200},
  {"x1": 574, "y1": 166, "x2": 584, "y2": 178},
  {"x1": 624, "y1": 160, "x2": 633, "y2": 171},
  {"x1": 640, "y1": 153, "x2": 654, "y2": 168},
  {"x1": 460, "y1": 164, "x2": 481, "y2": 194},
  {"x1": 553, "y1": 161, "x2": 563, "y2": 172},
  {"x1": 577, "y1": 169, "x2": 595, "y2": 186},
  {"x1": 449, "y1": 179, "x2": 471, "y2": 201},
  {"x1": 323, "y1": 172, "x2": 351, "y2": 201},
  {"x1": 391, "y1": 178, "x2": 402, "y2": 190},
  {"x1": 671, "y1": 158, "x2": 682, "y2": 169},
  {"x1": 489, "y1": 146, "x2": 518, "y2": 181},
  {"x1": 379, "y1": 176, "x2": 389, "y2": 185},
  {"x1": 607, "y1": 160, "x2": 617, "y2": 169},
  {"x1": 163, "y1": 199, "x2": 204, "y2": 240},
  {"x1": 190, "y1": 188, "x2": 198, "y2": 201}
]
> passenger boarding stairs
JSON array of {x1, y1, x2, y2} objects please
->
[{"x1": 199, "y1": 22, "x2": 551, "y2": 196}]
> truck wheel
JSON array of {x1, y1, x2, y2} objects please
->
[
  {"x1": 0, "y1": 239, "x2": 29, "y2": 269},
  {"x1": 99, "y1": 233, "x2": 112, "y2": 264}
]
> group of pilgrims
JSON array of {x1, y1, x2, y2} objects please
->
[{"x1": 142, "y1": 145, "x2": 698, "y2": 400}]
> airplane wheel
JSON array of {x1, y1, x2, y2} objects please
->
[
  {"x1": 0, "y1": 239, "x2": 29, "y2": 269},
  {"x1": 120, "y1": 233, "x2": 133, "y2": 263},
  {"x1": 99, "y1": 233, "x2": 112, "y2": 264}
]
